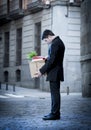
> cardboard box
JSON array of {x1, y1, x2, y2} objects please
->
[{"x1": 28, "y1": 59, "x2": 45, "y2": 78}]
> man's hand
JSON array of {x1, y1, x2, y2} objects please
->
[{"x1": 38, "y1": 71, "x2": 42, "y2": 77}]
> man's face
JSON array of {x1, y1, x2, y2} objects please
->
[{"x1": 44, "y1": 36, "x2": 52, "y2": 44}]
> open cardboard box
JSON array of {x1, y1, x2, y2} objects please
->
[{"x1": 28, "y1": 59, "x2": 45, "y2": 78}]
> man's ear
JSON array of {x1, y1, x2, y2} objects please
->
[{"x1": 47, "y1": 35, "x2": 50, "y2": 39}]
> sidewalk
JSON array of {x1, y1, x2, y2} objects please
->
[
  {"x1": 0, "y1": 84, "x2": 50, "y2": 98},
  {"x1": 0, "y1": 85, "x2": 91, "y2": 130},
  {"x1": 0, "y1": 84, "x2": 80, "y2": 98}
]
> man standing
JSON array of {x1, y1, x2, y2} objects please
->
[{"x1": 38, "y1": 29, "x2": 65, "y2": 120}]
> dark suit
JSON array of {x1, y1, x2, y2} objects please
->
[{"x1": 40, "y1": 36, "x2": 65, "y2": 115}]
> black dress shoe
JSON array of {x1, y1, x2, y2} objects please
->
[
  {"x1": 44, "y1": 112, "x2": 60, "y2": 117},
  {"x1": 42, "y1": 114, "x2": 60, "y2": 120},
  {"x1": 44, "y1": 113, "x2": 52, "y2": 117}
]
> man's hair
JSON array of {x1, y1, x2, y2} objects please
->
[{"x1": 42, "y1": 29, "x2": 55, "y2": 40}]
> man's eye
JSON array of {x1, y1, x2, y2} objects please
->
[{"x1": 45, "y1": 40, "x2": 47, "y2": 42}]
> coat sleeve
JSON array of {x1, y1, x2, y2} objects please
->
[{"x1": 40, "y1": 43, "x2": 59, "y2": 74}]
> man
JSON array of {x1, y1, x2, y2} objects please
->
[{"x1": 38, "y1": 29, "x2": 65, "y2": 120}]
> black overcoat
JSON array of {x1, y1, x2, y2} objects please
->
[{"x1": 40, "y1": 36, "x2": 65, "y2": 81}]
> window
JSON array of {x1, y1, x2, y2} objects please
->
[
  {"x1": 35, "y1": 22, "x2": 41, "y2": 55},
  {"x1": 7, "y1": 0, "x2": 10, "y2": 13},
  {"x1": 16, "y1": 69, "x2": 21, "y2": 82},
  {"x1": 19, "y1": 0, "x2": 22, "y2": 9},
  {"x1": 0, "y1": 0, "x2": 2, "y2": 6},
  {"x1": 16, "y1": 28, "x2": 22, "y2": 66},
  {"x1": 4, "y1": 71, "x2": 9, "y2": 82},
  {"x1": 3, "y1": 32, "x2": 10, "y2": 67}
]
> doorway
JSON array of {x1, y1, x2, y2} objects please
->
[{"x1": 34, "y1": 22, "x2": 41, "y2": 88}]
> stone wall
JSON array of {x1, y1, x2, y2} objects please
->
[
  {"x1": 52, "y1": 4, "x2": 81, "y2": 92},
  {"x1": 81, "y1": 0, "x2": 91, "y2": 97}
]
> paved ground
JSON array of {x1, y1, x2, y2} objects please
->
[{"x1": 0, "y1": 85, "x2": 91, "y2": 130}]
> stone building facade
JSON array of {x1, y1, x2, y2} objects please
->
[
  {"x1": 81, "y1": 0, "x2": 91, "y2": 97},
  {"x1": 0, "y1": 0, "x2": 81, "y2": 92}
]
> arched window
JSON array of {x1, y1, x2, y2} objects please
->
[
  {"x1": 16, "y1": 69, "x2": 21, "y2": 82},
  {"x1": 4, "y1": 71, "x2": 9, "y2": 82}
]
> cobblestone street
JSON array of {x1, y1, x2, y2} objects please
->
[{"x1": 0, "y1": 86, "x2": 91, "y2": 130}]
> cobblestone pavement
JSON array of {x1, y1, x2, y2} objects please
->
[{"x1": 0, "y1": 85, "x2": 91, "y2": 130}]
